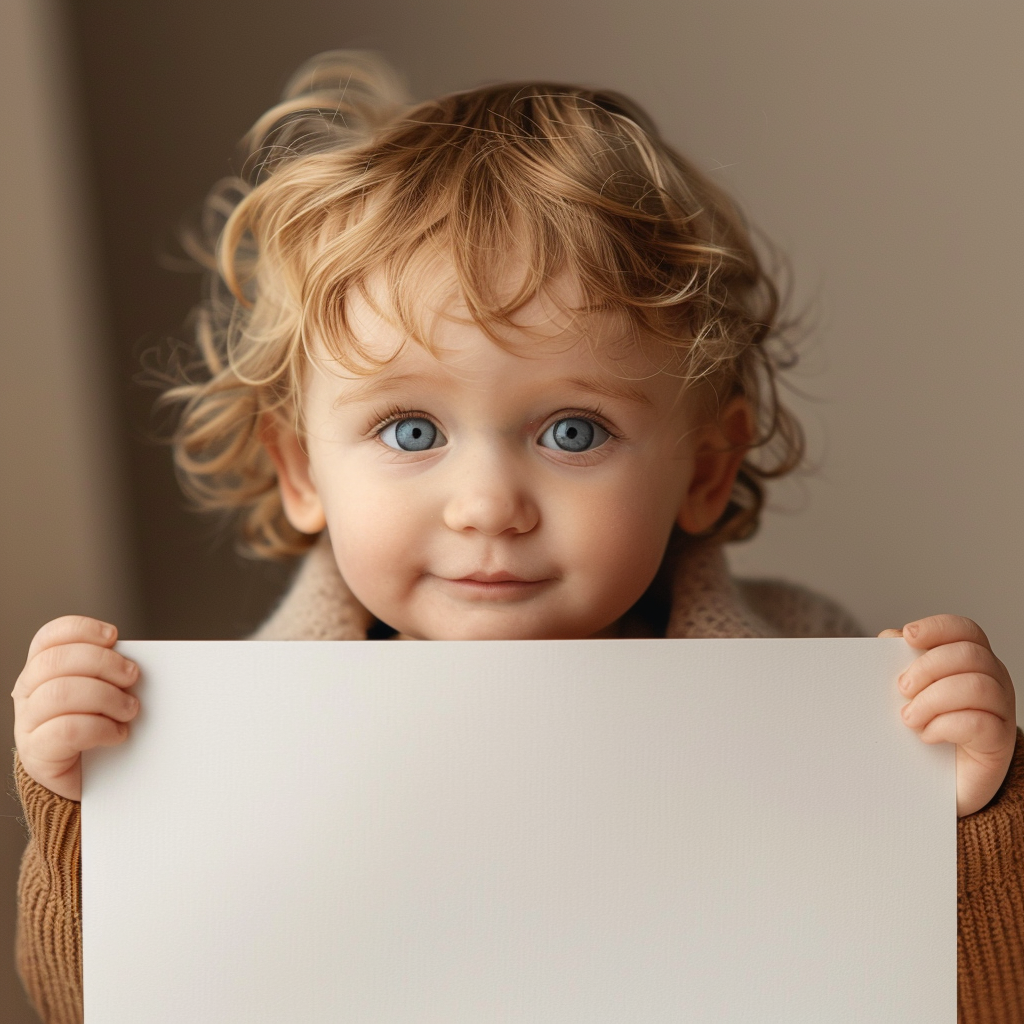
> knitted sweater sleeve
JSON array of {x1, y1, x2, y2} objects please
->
[
  {"x1": 957, "y1": 725, "x2": 1024, "y2": 1023},
  {"x1": 12, "y1": 751, "x2": 83, "y2": 1024}
]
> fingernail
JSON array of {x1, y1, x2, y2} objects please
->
[
  {"x1": 904, "y1": 622, "x2": 920, "y2": 639},
  {"x1": 898, "y1": 673, "x2": 910, "y2": 692},
  {"x1": 126, "y1": 662, "x2": 139, "y2": 680},
  {"x1": 101, "y1": 624, "x2": 116, "y2": 641},
  {"x1": 901, "y1": 702, "x2": 912, "y2": 718}
]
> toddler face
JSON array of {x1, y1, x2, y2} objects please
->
[{"x1": 271, "y1": 269, "x2": 745, "y2": 640}]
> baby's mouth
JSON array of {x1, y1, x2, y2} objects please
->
[
  {"x1": 431, "y1": 571, "x2": 555, "y2": 600},
  {"x1": 457, "y1": 571, "x2": 538, "y2": 584}
]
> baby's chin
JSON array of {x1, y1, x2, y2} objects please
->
[{"x1": 396, "y1": 613, "x2": 622, "y2": 641}]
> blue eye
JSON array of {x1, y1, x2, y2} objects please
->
[
  {"x1": 539, "y1": 417, "x2": 610, "y2": 453},
  {"x1": 379, "y1": 417, "x2": 445, "y2": 451}
]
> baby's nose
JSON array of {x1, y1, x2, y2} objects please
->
[{"x1": 441, "y1": 458, "x2": 539, "y2": 536}]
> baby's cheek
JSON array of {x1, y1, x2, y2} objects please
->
[
  {"x1": 324, "y1": 503, "x2": 412, "y2": 604},
  {"x1": 573, "y1": 494, "x2": 671, "y2": 596}
]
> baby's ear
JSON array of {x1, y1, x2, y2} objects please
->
[
  {"x1": 259, "y1": 412, "x2": 327, "y2": 535},
  {"x1": 676, "y1": 396, "x2": 754, "y2": 535}
]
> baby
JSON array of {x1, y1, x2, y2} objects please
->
[{"x1": 11, "y1": 52, "x2": 1023, "y2": 1023}]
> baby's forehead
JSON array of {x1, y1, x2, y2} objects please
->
[
  {"x1": 337, "y1": 264, "x2": 641, "y2": 364},
  {"x1": 352, "y1": 261, "x2": 591, "y2": 323},
  {"x1": 307, "y1": 298, "x2": 691, "y2": 421}
]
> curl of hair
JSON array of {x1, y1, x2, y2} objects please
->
[{"x1": 161, "y1": 50, "x2": 804, "y2": 559}]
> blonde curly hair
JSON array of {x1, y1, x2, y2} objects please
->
[{"x1": 162, "y1": 50, "x2": 803, "y2": 559}]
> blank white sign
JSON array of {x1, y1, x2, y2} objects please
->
[{"x1": 82, "y1": 638, "x2": 954, "y2": 1022}]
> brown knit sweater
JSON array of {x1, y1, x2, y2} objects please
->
[{"x1": 12, "y1": 537, "x2": 1024, "y2": 1022}]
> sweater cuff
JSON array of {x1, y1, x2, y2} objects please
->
[
  {"x1": 957, "y1": 727, "x2": 1024, "y2": 896},
  {"x1": 12, "y1": 750, "x2": 81, "y2": 872}
]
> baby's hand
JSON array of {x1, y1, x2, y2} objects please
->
[
  {"x1": 11, "y1": 615, "x2": 140, "y2": 801},
  {"x1": 879, "y1": 615, "x2": 1017, "y2": 817}
]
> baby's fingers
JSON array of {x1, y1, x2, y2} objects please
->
[
  {"x1": 15, "y1": 642, "x2": 138, "y2": 699},
  {"x1": 915, "y1": 708, "x2": 1008, "y2": 752},
  {"x1": 17, "y1": 676, "x2": 139, "y2": 735},
  {"x1": 26, "y1": 714, "x2": 129, "y2": 772},
  {"x1": 26, "y1": 615, "x2": 117, "y2": 660},
  {"x1": 901, "y1": 672, "x2": 1010, "y2": 733},
  {"x1": 900, "y1": 614, "x2": 990, "y2": 651},
  {"x1": 898, "y1": 641, "x2": 1010, "y2": 701}
]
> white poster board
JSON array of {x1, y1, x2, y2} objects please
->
[{"x1": 82, "y1": 638, "x2": 955, "y2": 1022}]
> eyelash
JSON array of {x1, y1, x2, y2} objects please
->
[
  {"x1": 544, "y1": 407, "x2": 621, "y2": 442},
  {"x1": 367, "y1": 404, "x2": 622, "y2": 443},
  {"x1": 368, "y1": 404, "x2": 439, "y2": 438}
]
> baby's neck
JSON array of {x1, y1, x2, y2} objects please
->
[{"x1": 389, "y1": 612, "x2": 656, "y2": 642}]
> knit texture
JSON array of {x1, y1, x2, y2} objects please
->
[
  {"x1": 12, "y1": 534, "x2": 1024, "y2": 1022},
  {"x1": 13, "y1": 754, "x2": 82, "y2": 1024},
  {"x1": 958, "y1": 727, "x2": 1024, "y2": 1022}
]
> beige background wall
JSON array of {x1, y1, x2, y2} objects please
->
[
  {"x1": 2, "y1": 1, "x2": 1021, "y2": 1018},
  {"x1": 0, "y1": 2, "x2": 137, "y2": 1018}
]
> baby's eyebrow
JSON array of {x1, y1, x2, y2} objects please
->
[
  {"x1": 332, "y1": 370, "x2": 654, "y2": 406},
  {"x1": 563, "y1": 374, "x2": 654, "y2": 406},
  {"x1": 333, "y1": 372, "x2": 428, "y2": 403}
]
